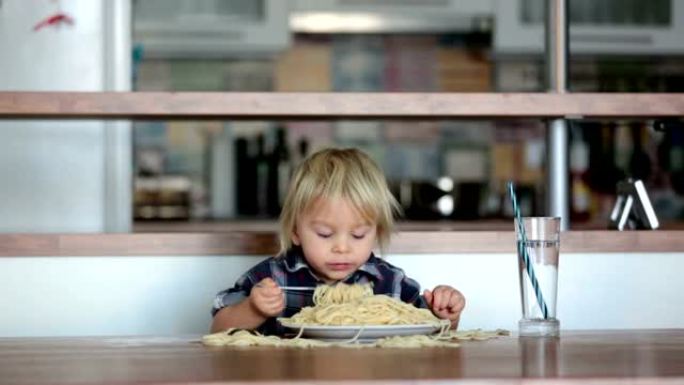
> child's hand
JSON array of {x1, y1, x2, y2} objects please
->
[
  {"x1": 424, "y1": 285, "x2": 465, "y2": 328},
  {"x1": 249, "y1": 278, "x2": 285, "y2": 318}
]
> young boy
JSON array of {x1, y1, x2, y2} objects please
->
[{"x1": 211, "y1": 148, "x2": 465, "y2": 335}]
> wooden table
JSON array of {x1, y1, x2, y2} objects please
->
[{"x1": 1, "y1": 330, "x2": 683, "y2": 385}]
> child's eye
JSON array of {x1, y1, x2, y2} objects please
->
[
  {"x1": 352, "y1": 233, "x2": 366, "y2": 240},
  {"x1": 317, "y1": 232, "x2": 332, "y2": 239}
]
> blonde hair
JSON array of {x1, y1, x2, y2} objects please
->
[{"x1": 279, "y1": 147, "x2": 401, "y2": 256}]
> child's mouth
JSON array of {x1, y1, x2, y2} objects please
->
[{"x1": 327, "y1": 263, "x2": 352, "y2": 271}]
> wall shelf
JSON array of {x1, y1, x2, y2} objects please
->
[
  {"x1": 1, "y1": 231, "x2": 682, "y2": 256},
  {"x1": 1, "y1": 92, "x2": 683, "y2": 120}
]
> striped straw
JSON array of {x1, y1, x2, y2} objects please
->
[{"x1": 508, "y1": 182, "x2": 549, "y2": 319}]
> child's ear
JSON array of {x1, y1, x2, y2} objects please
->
[{"x1": 291, "y1": 229, "x2": 301, "y2": 246}]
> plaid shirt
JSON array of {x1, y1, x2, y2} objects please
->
[{"x1": 212, "y1": 246, "x2": 427, "y2": 335}]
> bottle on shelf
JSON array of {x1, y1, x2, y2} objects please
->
[
  {"x1": 297, "y1": 138, "x2": 309, "y2": 165},
  {"x1": 268, "y1": 126, "x2": 291, "y2": 216},
  {"x1": 570, "y1": 125, "x2": 591, "y2": 222},
  {"x1": 235, "y1": 137, "x2": 257, "y2": 216},
  {"x1": 255, "y1": 133, "x2": 269, "y2": 217},
  {"x1": 628, "y1": 121, "x2": 652, "y2": 182}
]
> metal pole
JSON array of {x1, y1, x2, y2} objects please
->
[
  {"x1": 104, "y1": 0, "x2": 132, "y2": 232},
  {"x1": 546, "y1": 0, "x2": 569, "y2": 230}
]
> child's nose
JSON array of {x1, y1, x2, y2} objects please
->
[{"x1": 332, "y1": 236, "x2": 351, "y2": 253}]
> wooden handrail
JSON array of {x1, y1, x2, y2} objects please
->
[{"x1": 1, "y1": 92, "x2": 683, "y2": 119}]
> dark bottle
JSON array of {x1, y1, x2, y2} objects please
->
[
  {"x1": 628, "y1": 122, "x2": 652, "y2": 182},
  {"x1": 255, "y1": 133, "x2": 269, "y2": 217},
  {"x1": 267, "y1": 127, "x2": 291, "y2": 216},
  {"x1": 235, "y1": 137, "x2": 257, "y2": 216},
  {"x1": 298, "y1": 138, "x2": 309, "y2": 164},
  {"x1": 586, "y1": 122, "x2": 625, "y2": 194},
  {"x1": 570, "y1": 126, "x2": 591, "y2": 222}
]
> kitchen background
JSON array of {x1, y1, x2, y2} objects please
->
[
  {"x1": 131, "y1": 0, "x2": 684, "y2": 229},
  {"x1": 1, "y1": 0, "x2": 684, "y2": 232}
]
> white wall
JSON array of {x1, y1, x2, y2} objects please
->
[
  {"x1": 1, "y1": 252, "x2": 682, "y2": 337},
  {"x1": 0, "y1": 0, "x2": 131, "y2": 232},
  {"x1": 391, "y1": 253, "x2": 684, "y2": 331}
]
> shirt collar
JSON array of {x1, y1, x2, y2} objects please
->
[
  {"x1": 283, "y1": 247, "x2": 384, "y2": 282},
  {"x1": 356, "y1": 253, "x2": 384, "y2": 282},
  {"x1": 283, "y1": 246, "x2": 311, "y2": 273}
]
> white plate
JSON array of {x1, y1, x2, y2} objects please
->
[{"x1": 278, "y1": 319, "x2": 446, "y2": 342}]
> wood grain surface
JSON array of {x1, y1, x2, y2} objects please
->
[
  {"x1": 1, "y1": 92, "x2": 684, "y2": 119},
  {"x1": 0, "y1": 330, "x2": 682, "y2": 385},
  {"x1": 0, "y1": 231, "x2": 682, "y2": 256}
]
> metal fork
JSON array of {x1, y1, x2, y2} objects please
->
[
  {"x1": 255, "y1": 283, "x2": 316, "y2": 292},
  {"x1": 279, "y1": 286, "x2": 316, "y2": 291}
]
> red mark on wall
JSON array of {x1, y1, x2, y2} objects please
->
[{"x1": 33, "y1": 12, "x2": 75, "y2": 31}]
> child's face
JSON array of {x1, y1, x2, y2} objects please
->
[{"x1": 292, "y1": 196, "x2": 377, "y2": 283}]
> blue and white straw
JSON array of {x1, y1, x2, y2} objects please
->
[{"x1": 508, "y1": 182, "x2": 549, "y2": 319}]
